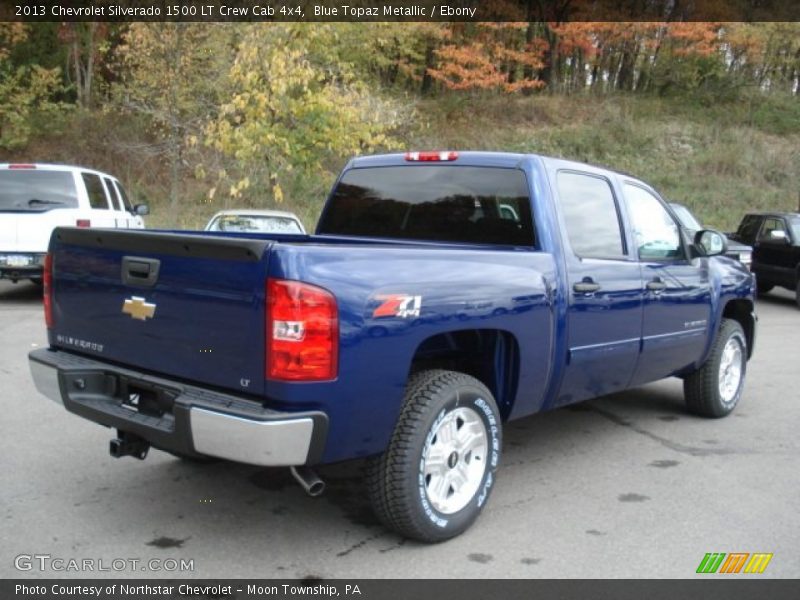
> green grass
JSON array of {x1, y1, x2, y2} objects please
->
[
  {"x1": 7, "y1": 92, "x2": 799, "y2": 232},
  {"x1": 412, "y1": 93, "x2": 800, "y2": 231}
]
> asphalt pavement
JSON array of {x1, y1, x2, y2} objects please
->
[{"x1": 1, "y1": 279, "x2": 798, "y2": 579}]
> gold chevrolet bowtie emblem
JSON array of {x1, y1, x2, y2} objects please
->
[{"x1": 122, "y1": 296, "x2": 156, "y2": 321}]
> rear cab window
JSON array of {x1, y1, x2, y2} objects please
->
[
  {"x1": 0, "y1": 170, "x2": 79, "y2": 212},
  {"x1": 737, "y1": 215, "x2": 761, "y2": 241},
  {"x1": 317, "y1": 166, "x2": 535, "y2": 247},
  {"x1": 81, "y1": 173, "x2": 110, "y2": 210}
]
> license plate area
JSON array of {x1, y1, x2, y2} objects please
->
[{"x1": 7, "y1": 255, "x2": 32, "y2": 267}]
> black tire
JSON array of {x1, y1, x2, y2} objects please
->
[
  {"x1": 366, "y1": 369, "x2": 502, "y2": 543},
  {"x1": 684, "y1": 319, "x2": 747, "y2": 418}
]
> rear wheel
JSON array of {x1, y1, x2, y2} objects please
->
[
  {"x1": 367, "y1": 369, "x2": 502, "y2": 542},
  {"x1": 684, "y1": 319, "x2": 747, "y2": 418}
]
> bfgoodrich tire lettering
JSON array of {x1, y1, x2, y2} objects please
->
[
  {"x1": 684, "y1": 319, "x2": 747, "y2": 418},
  {"x1": 366, "y1": 369, "x2": 502, "y2": 542}
]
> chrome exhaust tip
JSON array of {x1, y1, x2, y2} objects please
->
[{"x1": 290, "y1": 466, "x2": 325, "y2": 497}]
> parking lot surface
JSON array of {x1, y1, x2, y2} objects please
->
[{"x1": 1, "y1": 280, "x2": 798, "y2": 578}]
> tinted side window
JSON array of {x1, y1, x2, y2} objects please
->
[
  {"x1": 82, "y1": 173, "x2": 110, "y2": 210},
  {"x1": 557, "y1": 171, "x2": 625, "y2": 259},
  {"x1": 624, "y1": 184, "x2": 682, "y2": 260},
  {"x1": 114, "y1": 181, "x2": 134, "y2": 211},
  {"x1": 758, "y1": 217, "x2": 787, "y2": 242},
  {"x1": 104, "y1": 177, "x2": 122, "y2": 210}
]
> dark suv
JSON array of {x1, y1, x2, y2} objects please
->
[{"x1": 730, "y1": 212, "x2": 800, "y2": 307}]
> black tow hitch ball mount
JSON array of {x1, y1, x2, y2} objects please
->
[{"x1": 109, "y1": 430, "x2": 150, "y2": 460}]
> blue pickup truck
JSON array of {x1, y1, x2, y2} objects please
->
[{"x1": 29, "y1": 151, "x2": 755, "y2": 542}]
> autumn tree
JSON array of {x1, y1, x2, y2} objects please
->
[
  {"x1": 205, "y1": 24, "x2": 401, "y2": 207},
  {"x1": 58, "y1": 23, "x2": 113, "y2": 109},
  {"x1": 113, "y1": 23, "x2": 236, "y2": 222},
  {"x1": 428, "y1": 23, "x2": 547, "y2": 93},
  {"x1": 0, "y1": 23, "x2": 66, "y2": 150}
]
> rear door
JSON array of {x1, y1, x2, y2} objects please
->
[
  {"x1": 623, "y1": 182, "x2": 712, "y2": 386},
  {"x1": 554, "y1": 169, "x2": 644, "y2": 405},
  {"x1": 50, "y1": 229, "x2": 272, "y2": 395}
]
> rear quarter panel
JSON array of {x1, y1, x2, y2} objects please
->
[{"x1": 266, "y1": 243, "x2": 558, "y2": 463}]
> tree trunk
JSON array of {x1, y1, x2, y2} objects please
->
[
  {"x1": 616, "y1": 41, "x2": 638, "y2": 91},
  {"x1": 522, "y1": 16, "x2": 536, "y2": 96},
  {"x1": 420, "y1": 40, "x2": 436, "y2": 95},
  {"x1": 71, "y1": 34, "x2": 83, "y2": 107},
  {"x1": 83, "y1": 23, "x2": 95, "y2": 108},
  {"x1": 168, "y1": 25, "x2": 185, "y2": 226}
]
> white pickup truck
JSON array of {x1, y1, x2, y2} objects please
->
[{"x1": 0, "y1": 163, "x2": 148, "y2": 283}]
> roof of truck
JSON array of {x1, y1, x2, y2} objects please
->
[
  {"x1": 347, "y1": 151, "x2": 643, "y2": 181},
  {"x1": 0, "y1": 163, "x2": 119, "y2": 180}
]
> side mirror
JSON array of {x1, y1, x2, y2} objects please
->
[
  {"x1": 133, "y1": 203, "x2": 149, "y2": 216},
  {"x1": 694, "y1": 229, "x2": 727, "y2": 257},
  {"x1": 769, "y1": 229, "x2": 788, "y2": 243}
]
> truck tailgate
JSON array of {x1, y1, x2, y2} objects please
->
[{"x1": 49, "y1": 228, "x2": 271, "y2": 396}]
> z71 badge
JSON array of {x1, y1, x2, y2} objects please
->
[{"x1": 373, "y1": 294, "x2": 422, "y2": 319}]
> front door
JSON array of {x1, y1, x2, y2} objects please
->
[{"x1": 622, "y1": 183, "x2": 712, "y2": 386}]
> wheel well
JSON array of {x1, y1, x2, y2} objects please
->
[
  {"x1": 722, "y1": 299, "x2": 755, "y2": 358},
  {"x1": 409, "y1": 329, "x2": 520, "y2": 420}
]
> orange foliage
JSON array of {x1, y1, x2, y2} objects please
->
[{"x1": 427, "y1": 23, "x2": 546, "y2": 93}]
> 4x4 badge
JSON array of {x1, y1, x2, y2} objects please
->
[{"x1": 122, "y1": 296, "x2": 156, "y2": 321}]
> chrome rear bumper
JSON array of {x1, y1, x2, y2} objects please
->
[{"x1": 28, "y1": 348, "x2": 327, "y2": 466}]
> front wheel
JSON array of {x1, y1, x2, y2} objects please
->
[
  {"x1": 684, "y1": 319, "x2": 747, "y2": 418},
  {"x1": 367, "y1": 369, "x2": 502, "y2": 542}
]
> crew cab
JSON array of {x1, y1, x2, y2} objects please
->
[
  {"x1": 0, "y1": 163, "x2": 148, "y2": 283},
  {"x1": 729, "y1": 212, "x2": 800, "y2": 307},
  {"x1": 28, "y1": 152, "x2": 756, "y2": 542}
]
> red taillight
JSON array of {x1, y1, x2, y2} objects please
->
[
  {"x1": 9, "y1": 164, "x2": 36, "y2": 169},
  {"x1": 76, "y1": 219, "x2": 91, "y2": 228},
  {"x1": 266, "y1": 279, "x2": 338, "y2": 381},
  {"x1": 405, "y1": 151, "x2": 458, "y2": 162},
  {"x1": 43, "y1": 253, "x2": 54, "y2": 329}
]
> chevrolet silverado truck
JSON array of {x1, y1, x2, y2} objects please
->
[
  {"x1": 28, "y1": 152, "x2": 756, "y2": 542},
  {"x1": 728, "y1": 212, "x2": 800, "y2": 306}
]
